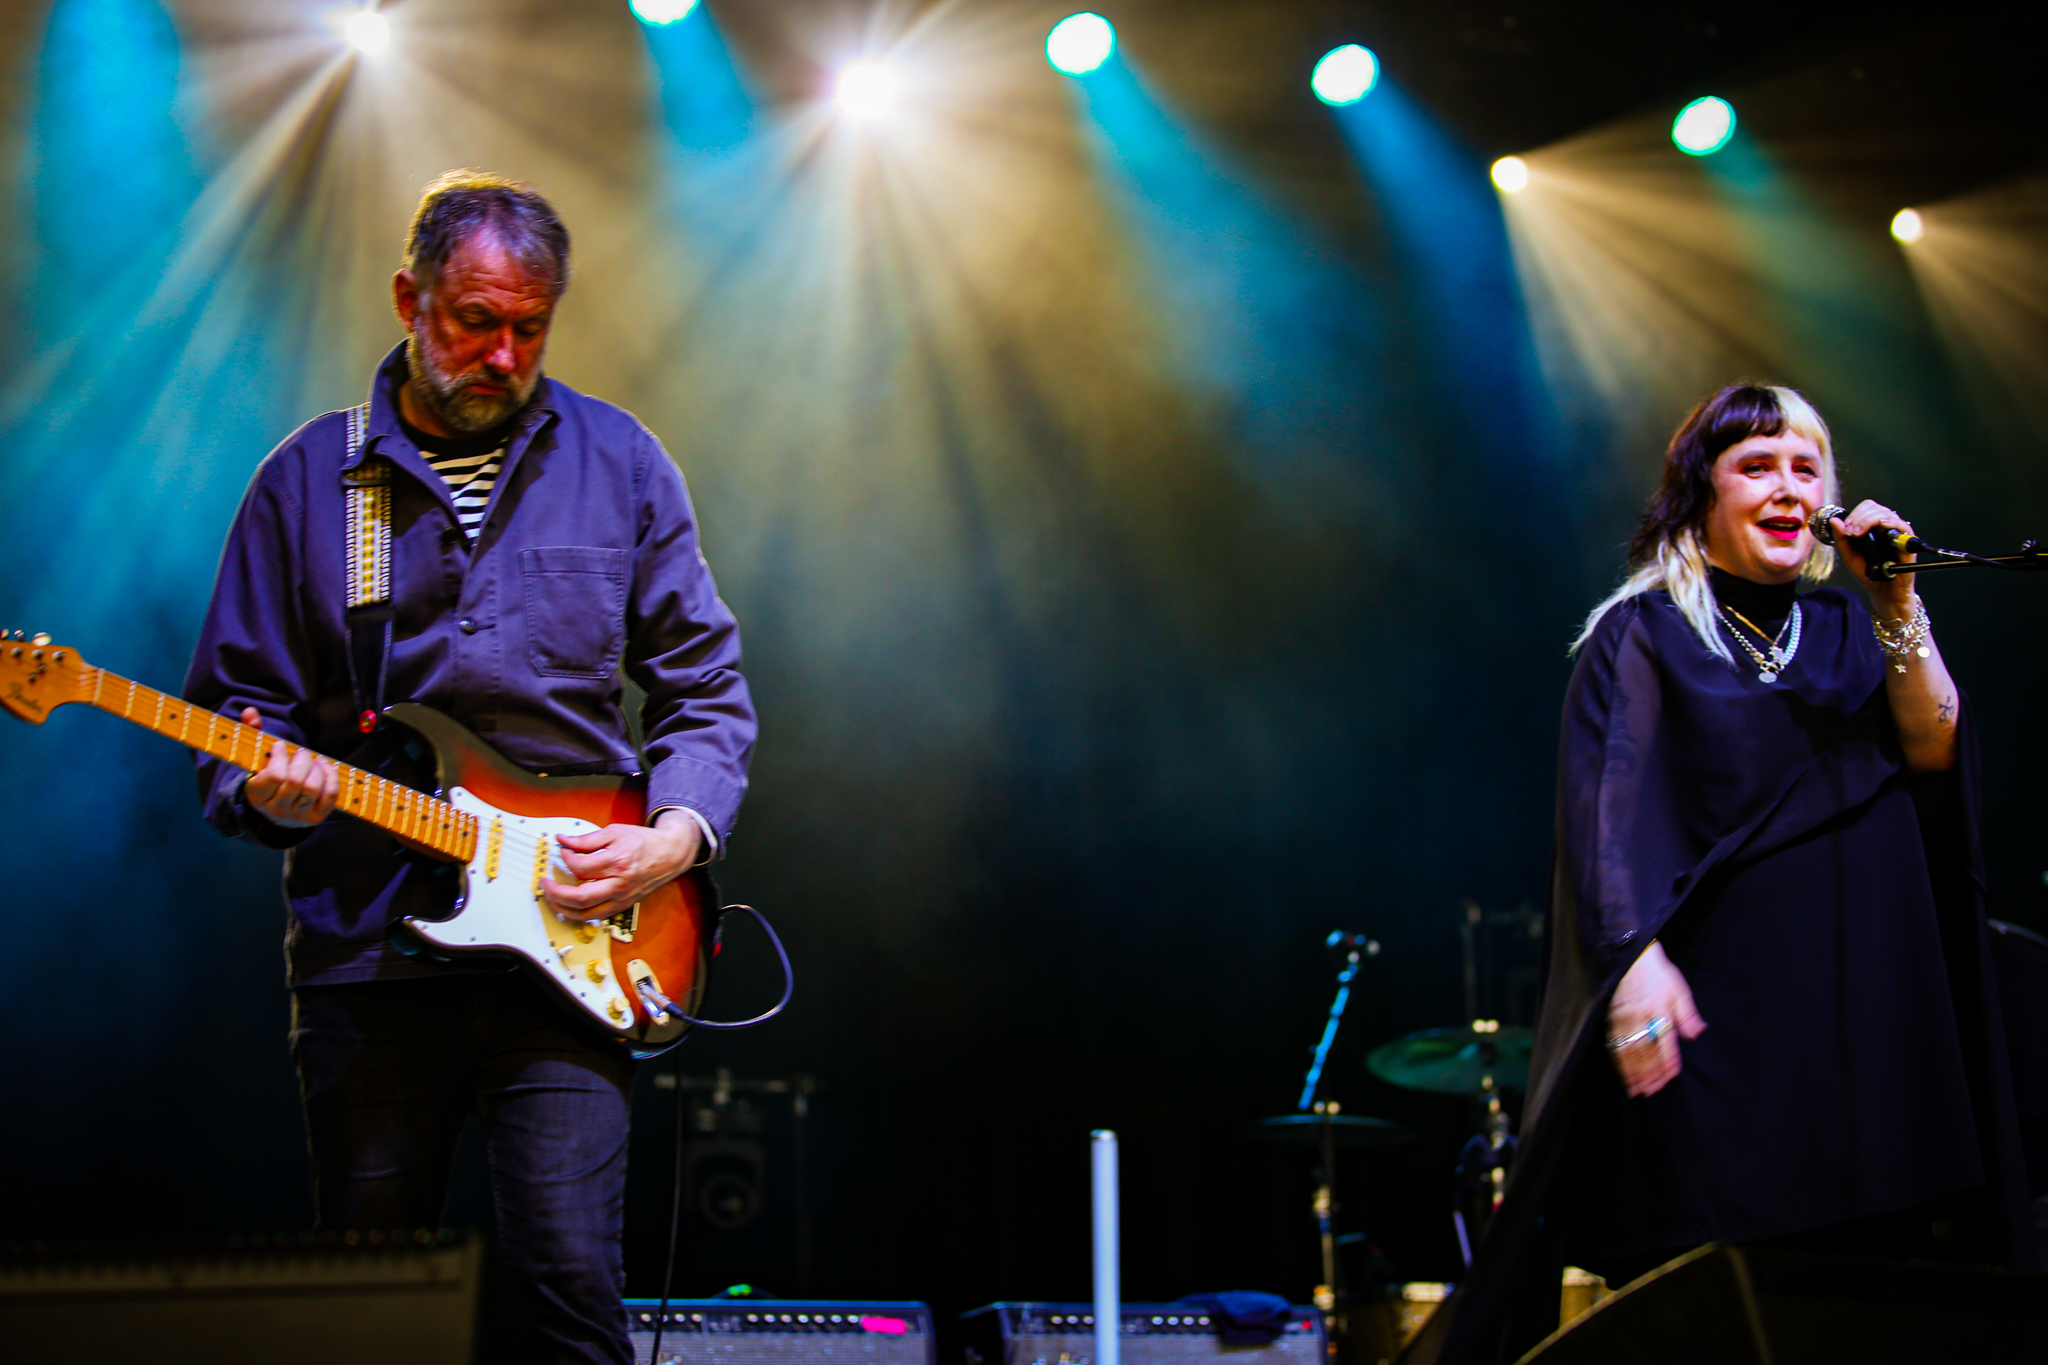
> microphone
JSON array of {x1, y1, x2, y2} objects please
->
[{"x1": 1808, "y1": 504, "x2": 1925, "y2": 566}]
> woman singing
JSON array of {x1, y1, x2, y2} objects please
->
[{"x1": 1414, "y1": 383, "x2": 2035, "y2": 1365}]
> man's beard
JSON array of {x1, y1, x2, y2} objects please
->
[{"x1": 405, "y1": 327, "x2": 538, "y2": 436}]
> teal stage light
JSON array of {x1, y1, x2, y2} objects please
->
[
  {"x1": 1671, "y1": 96, "x2": 1736, "y2": 156},
  {"x1": 631, "y1": 0, "x2": 699, "y2": 25},
  {"x1": 1311, "y1": 44, "x2": 1378, "y2": 106},
  {"x1": 1046, "y1": 13, "x2": 1114, "y2": 76}
]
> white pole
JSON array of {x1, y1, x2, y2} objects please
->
[{"x1": 1091, "y1": 1129, "x2": 1119, "y2": 1365}]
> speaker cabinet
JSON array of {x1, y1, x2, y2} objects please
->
[
  {"x1": 960, "y1": 1302, "x2": 1326, "y2": 1364},
  {"x1": 625, "y1": 1298, "x2": 936, "y2": 1363},
  {"x1": 1517, "y1": 1244, "x2": 2048, "y2": 1365},
  {"x1": 0, "y1": 1234, "x2": 481, "y2": 1365}
]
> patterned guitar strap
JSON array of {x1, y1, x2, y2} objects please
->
[{"x1": 341, "y1": 401, "x2": 394, "y2": 736}]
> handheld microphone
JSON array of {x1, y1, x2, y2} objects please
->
[{"x1": 1809, "y1": 504, "x2": 1925, "y2": 567}]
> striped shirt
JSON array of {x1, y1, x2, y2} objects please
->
[{"x1": 421, "y1": 445, "x2": 504, "y2": 540}]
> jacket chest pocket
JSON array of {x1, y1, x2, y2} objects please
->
[{"x1": 520, "y1": 546, "x2": 628, "y2": 679}]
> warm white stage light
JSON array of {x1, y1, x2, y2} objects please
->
[
  {"x1": 1491, "y1": 156, "x2": 1529, "y2": 193},
  {"x1": 1891, "y1": 208, "x2": 1925, "y2": 244},
  {"x1": 1046, "y1": 13, "x2": 1115, "y2": 76},
  {"x1": 1671, "y1": 96, "x2": 1735, "y2": 156},
  {"x1": 1312, "y1": 44, "x2": 1378, "y2": 106},
  {"x1": 834, "y1": 61, "x2": 903, "y2": 121},
  {"x1": 344, "y1": 8, "x2": 389, "y2": 54},
  {"x1": 630, "y1": 0, "x2": 699, "y2": 24}
]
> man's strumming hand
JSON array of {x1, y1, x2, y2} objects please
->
[{"x1": 543, "y1": 809, "x2": 703, "y2": 923}]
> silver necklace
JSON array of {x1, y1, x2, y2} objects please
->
[{"x1": 1719, "y1": 602, "x2": 1801, "y2": 683}]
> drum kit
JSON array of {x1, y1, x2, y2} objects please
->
[{"x1": 1246, "y1": 923, "x2": 1538, "y2": 1361}]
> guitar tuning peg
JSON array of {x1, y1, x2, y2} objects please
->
[{"x1": 30, "y1": 632, "x2": 50, "y2": 647}]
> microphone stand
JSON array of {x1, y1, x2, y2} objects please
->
[
  {"x1": 1864, "y1": 538, "x2": 2048, "y2": 579},
  {"x1": 1298, "y1": 932, "x2": 1380, "y2": 1353}
]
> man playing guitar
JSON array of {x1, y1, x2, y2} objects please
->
[{"x1": 182, "y1": 171, "x2": 756, "y2": 1365}]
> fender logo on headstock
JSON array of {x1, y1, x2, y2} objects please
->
[{"x1": 5, "y1": 682, "x2": 46, "y2": 716}]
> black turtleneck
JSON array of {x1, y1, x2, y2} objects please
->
[{"x1": 1709, "y1": 566, "x2": 1799, "y2": 637}]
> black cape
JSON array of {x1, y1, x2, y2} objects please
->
[{"x1": 1407, "y1": 587, "x2": 2037, "y2": 1365}]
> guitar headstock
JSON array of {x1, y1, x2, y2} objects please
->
[{"x1": 0, "y1": 630, "x2": 91, "y2": 725}]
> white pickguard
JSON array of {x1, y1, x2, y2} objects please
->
[{"x1": 400, "y1": 785, "x2": 638, "y2": 1032}]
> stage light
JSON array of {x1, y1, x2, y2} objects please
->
[
  {"x1": 630, "y1": 0, "x2": 699, "y2": 25},
  {"x1": 1891, "y1": 208, "x2": 1924, "y2": 244},
  {"x1": 343, "y1": 7, "x2": 389, "y2": 55},
  {"x1": 1671, "y1": 96, "x2": 1735, "y2": 156},
  {"x1": 1046, "y1": 13, "x2": 1114, "y2": 76},
  {"x1": 1311, "y1": 45, "x2": 1378, "y2": 106},
  {"x1": 834, "y1": 61, "x2": 902, "y2": 121},
  {"x1": 1491, "y1": 156, "x2": 1529, "y2": 194}
]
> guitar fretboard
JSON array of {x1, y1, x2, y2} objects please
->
[{"x1": 87, "y1": 668, "x2": 477, "y2": 861}]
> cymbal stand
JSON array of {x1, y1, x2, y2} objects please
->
[
  {"x1": 1297, "y1": 932, "x2": 1379, "y2": 1349},
  {"x1": 1449, "y1": 1029, "x2": 1514, "y2": 1268}
]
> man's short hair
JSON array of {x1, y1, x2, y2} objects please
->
[{"x1": 404, "y1": 170, "x2": 571, "y2": 297}]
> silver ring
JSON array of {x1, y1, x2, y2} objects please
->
[
  {"x1": 1810, "y1": 505, "x2": 1848, "y2": 546},
  {"x1": 1605, "y1": 1015, "x2": 1672, "y2": 1051}
]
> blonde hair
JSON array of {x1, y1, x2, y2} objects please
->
[{"x1": 1572, "y1": 384, "x2": 1839, "y2": 663}]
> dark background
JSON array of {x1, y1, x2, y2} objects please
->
[{"x1": 1, "y1": 0, "x2": 2044, "y2": 1350}]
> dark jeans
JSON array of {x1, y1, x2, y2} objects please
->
[{"x1": 291, "y1": 971, "x2": 637, "y2": 1365}]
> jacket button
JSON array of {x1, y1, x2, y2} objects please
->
[{"x1": 458, "y1": 617, "x2": 478, "y2": 635}]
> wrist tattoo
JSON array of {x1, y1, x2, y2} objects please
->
[{"x1": 1936, "y1": 695, "x2": 1956, "y2": 724}]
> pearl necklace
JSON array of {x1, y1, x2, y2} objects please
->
[{"x1": 1719, "y1": 602, "x2": 1802, "y2": 684}]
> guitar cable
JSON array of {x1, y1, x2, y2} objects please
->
[{"x1": 646, "y1": 903, "x2": 795, "y2": 1365}]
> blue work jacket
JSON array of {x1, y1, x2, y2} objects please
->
[{"x1": 184, "y1": 344, "x2": 756, "y2": 984}]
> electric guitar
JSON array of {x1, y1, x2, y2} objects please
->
[{"x1": 0, "y1": 630, "x2": 708, "y2": 1056}]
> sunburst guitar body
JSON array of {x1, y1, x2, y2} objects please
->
[{"x1": 0, "y1": 632, "x2": 708, "y2": 1056}]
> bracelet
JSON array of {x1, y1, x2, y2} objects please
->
[
  {"x1": 1606, "y1": 1015, "x2": 1672, "y2": 1051},
  {"x1": 1871, "y1": 598, "x2": 1932, "y2": 675}
]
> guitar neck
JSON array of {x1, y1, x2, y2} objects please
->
[{"x1": 84, "y1": 667, "x2": 475, "y2": 861}]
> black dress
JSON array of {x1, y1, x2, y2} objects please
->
[
  {"x1": 1407, "y1": 578, "x2": 2036, "y2": 1365},
  {"x1": 1563, "y1": 571, "x2": 1982, "y2": 1270}
]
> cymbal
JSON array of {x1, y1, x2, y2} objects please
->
[
  {"x1": 1248, "y1": 1114, "x2": 1417, "y2": 1147},
  {"x1": 1366, "y1": 1025, "x2": 1533, "y2": 1095}
]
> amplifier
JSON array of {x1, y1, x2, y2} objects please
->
[
  {"x1": 960, "y1": 1302, "x2": 1327, "y2": 1364},
  {"x1": 625, "y1": 1298, "x2": 936, "y2": 1364},
  {"x1": 0, "y1": 1233, "x2": 481, "y2": 1365}
]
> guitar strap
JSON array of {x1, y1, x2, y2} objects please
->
[{"x1": 341, "y1": 401, "x2": 394, "y2": 734}]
